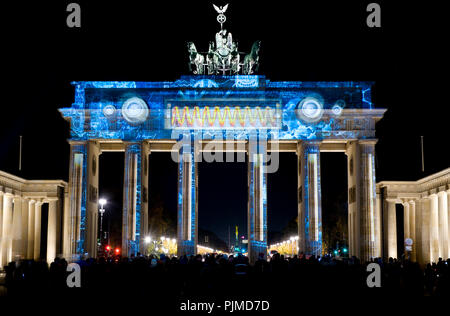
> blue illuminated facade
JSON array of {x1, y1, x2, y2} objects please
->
[
  {"x1": 60, "y1": 75, "x2": 383, "y2": 261},
  {"x1": 61, "y1": 75, "x2": 375, "y2": 142}
]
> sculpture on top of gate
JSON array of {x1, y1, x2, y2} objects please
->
[{"x1": 188, "y1": 3, "x2": 260, "y2": 75}]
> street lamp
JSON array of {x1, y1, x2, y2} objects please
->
[{"x1": 98, "y1": 198, "x2": 107, "y2": 244}]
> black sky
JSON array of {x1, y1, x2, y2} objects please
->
[{"x1": 1, "y1": 1, "x2": 449, "y2": 246}]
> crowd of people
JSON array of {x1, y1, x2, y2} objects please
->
[{"x1": 2, "y1": 253, "x2": 450, "y2": 301}]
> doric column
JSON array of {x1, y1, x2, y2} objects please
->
[
  {"x1": 420, "y1": 197, "x2": 431, "y2": 264},
  {"x1": 409, "y1": 200, "x2": 416, "y2": 261},
  {"x1": 358, "y1": 140, "x2": 379, "y2": 261},
  {"x1": 122, "y1": 142, "x2": 142, "y2": 257},
  {"x1": 0, "y1": 191, "x2": 3, "y2": 267},
  {"x1": 27, "y1": 200, "x2": 36, "y2": 259},
  {"x1": 346, "y1": 141, "x2": 359, "y2": 257},
  {"x1": 448, "y1": 190, "x2": 450, "y2": 257},
  {"x1": 437, "y1": 190, "x2": 449, "y2": 259},
  {"x1": 384, "y1": 199, "x2": 397, "y2": 259},
  {"x1": 429, "y1": 193, "x2": 439, "y2": 262},
  {"x1": 85, "y1": 140, "x2": 101, "y2": 258},
  {"x1": 376, "y1": 190, "x2": 382, "y2": 258},
  {"x1": 11, "y1": 196, "x2": 23, "y2": 260},
  {"x1": 176, "y1": 141, "x2": 198, "y2": 257},
  {"x1": 20, "y1": 198, "x2": 29, "y2": 259},
  {"x1": 62, "y1": 189, "x2": 71, "y2": 259},
  {"x1": 67, "y1": 140, "x2": 87, "y2": 257},
  {"x1": 1, "y1": 193, "x2": 13, "y2": 267},
  {"x1": 248, "y1": 141, "x2": 268, "y2": 264},
  {"x1": 298, "y1": 141, "x2": 322, "y2": 257},
  {"x1": 47, "y1": 198, "x2": 61, "y2": 263},
  {"x1": 403, "y1": 202, "x2": 410, "y2": 240},
  {"x1": 140, "y1": 141, "x2": 150, "y2": 254},
  {"x1": 34, "y1": 201, "x2": 43, "y2": 260}
]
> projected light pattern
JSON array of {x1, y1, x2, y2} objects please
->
[
  {"x1": 61, "y1": 76, "x2": 377, "y2": 142},
  {"x1": 296, "y1": 96, "x2": 324, "y2": 123},
  {"x1": 122, "y1": 97, "x2": 149, "y2": 124},
  {"x1": 60, "y1": 76, "x2": 379, "y2": 257},
  {"x1": 170, "y1": 106, "x2": 279, "y2": 129}
]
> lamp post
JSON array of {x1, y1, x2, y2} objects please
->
[{"x1": 99, "y1": 198, "x2": 107, "y2": 244}]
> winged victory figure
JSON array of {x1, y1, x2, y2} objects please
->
[{"x1": 213, "y1": 4, "x2": 229, "y2": 14}]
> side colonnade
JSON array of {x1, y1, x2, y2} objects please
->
[
  {"x1": 0, "y1": 171, "x2": 66, "y2": 268},
  {"x1": 377, "y1": 168, "x2": 450, "y2": 265}
]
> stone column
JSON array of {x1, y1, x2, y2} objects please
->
[
  {"x1": 62, "y1": 189, "x2": 71, "y2": 259},
  {"x1": 403, "y1": 201, "x2": 410, "y2": 240},
  {"x1": 1, "y1": 193, "x2": 13, "y2": 267},
  {"x1": 34, "y1": 201, "x2": 43, "y2": 260},
  {"x1": 11, "y1": 196, "x2": 23, "y2": 260},
  {"x1": 177, "y1": 140, "x2": 198, "y2": 257},
  {"x1": 429, "y1": 193, "x2": 439, "y2": 262},
  {"x1": 20, "y1": 198, "x2": 29, "y2": 259},
  {"x1": 0, "y1": 191, "x2": 3, "y2": 267},
  {"x1": 414, "y1": 198, "x2": 423, "y2": 264},
  {"x1": 47, "y1": 198, "x2": 61, "y2": 263},
  {"x1": 85, "y1": 141, "x2": 100, "y2": 258},
  {"x1": 346, "y1": 141, "x2": 359, "y2": 257},
  {"x1": 140, "y1": 141, "x2": 150, "y2": 254},
  {"x1": 67, "y1": 141, "x2": 87, "y2": 257},
  {"x1": 122, "y1": 142, "x2": 142, "y2": 257},
  {"x1": 409, "y1": 200, "x2": 416, "y2": 261},
  {"x1": 358, "y1": 140, "x2": 379, "y2": 261},
  {"x1": 420, "y1": 197, "x2": 431, "y2": 264},
  {"x1": 27, "y1": 200, "x2": 36, "y2": 259},
  {"x1": 298, "y1": 141, "x2": 322, "y2": 257},
  {"x1": 248, "y1": 147, "x2": 268, "y2": 264},
  {"x1": 384, "y1": 199, "x2": 397, "y2": 259},
  {"x1": 376, "y1": 190, "x2": 382, "y2": 259},
  {"x1": 437, "y1": 190, "x2": 449, "y2": 260},
  {"x1": 448, "y1": 190, "x2": 450, "y2": 257}
]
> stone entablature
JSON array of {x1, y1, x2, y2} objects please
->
[
  {"x1": 377, "y1": 168, "x2": 450, "y2": 201},
  {"x1": 0, "y1": 170, "x2": 67, "y2": 200}
]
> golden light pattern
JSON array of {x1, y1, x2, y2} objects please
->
[{"x1": 170, "y1": 106, "x2": 279, "y2": 128}]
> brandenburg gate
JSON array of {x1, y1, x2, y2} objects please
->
[{"x1": 59, "y1": 75, "x2": 386, "y2": 263}]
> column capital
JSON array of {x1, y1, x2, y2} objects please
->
[
  {"x1": 44, "y1": 197, "x2": 59, "y2": 203},
  {"x1": 385, "y1": 198, "x2": 398, "y2": 204},
  {"x1": 68, "y1": 140, "x2": 87, "y2": 146},
  {"x1": 358, "y1": 139, "x2": 378, "y2": 146},
  {"x1": 124, "y1": 141, "x2": 142, "y2": 153},
  {"x1": 297, "y1": 140, "x2": 321, "y2": 155},
  {"x1": 3, "y1": 191, "x2": 14, "y2": 198}
]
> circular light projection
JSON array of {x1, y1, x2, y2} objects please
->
[
  {"x1": 103, "y1": 104, "x2": 116, "y2": 117},
  {"x1": 296, "y1": 97, "x2": 324, "y2": 123},
  {"x1": 332, "y1": 99, "x2": 345, "y2": 116},
  {"x1": 121, "y1": 97, "x2": 149, "y2": 124},
  {"x1": 332, "y1": 105, "x2": 343, "y2": 116}
]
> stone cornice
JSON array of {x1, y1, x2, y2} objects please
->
[
  {"x1": 0, "y1": 170, "x2": 67, "y2": 198},
  {"x1": 377, "y1": 168, "x2": 450, "y2": 199}
]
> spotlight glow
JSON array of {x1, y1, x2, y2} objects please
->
[
  {"x1": 103, "y1": 104, "x2": 116, "y2": 117},
  {"x1": 296, "y1": 96, "x2": 324, "y2": 123},
  {"x1": 121, "y1": 97, "x2": 149, "y2": 124}
]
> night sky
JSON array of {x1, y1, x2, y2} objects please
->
[{"x1": 1, "y1": 1, "x2": 448, "y2": 247}]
